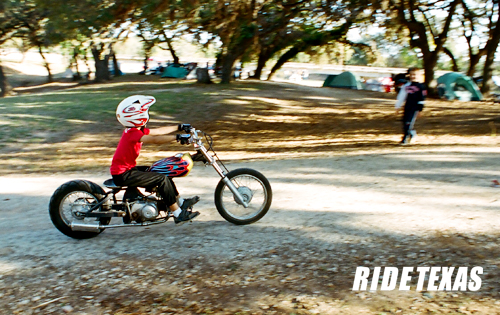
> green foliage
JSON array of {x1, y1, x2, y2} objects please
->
[
  {"x1": 0, "y1": 0, "x2": 499, "y2": 88},
  {"x1": 385, "y1": 46, "x2": 422, "y2": 68},
  {"x1": 293, "y1": 52, "x2": 311, "y2": 63},
  {"x1": 386, "y1": 0, "x2": 462, "y2": 85},
  {"x1": 346, "y1": 47, "x2": 369, "y2": 66}
]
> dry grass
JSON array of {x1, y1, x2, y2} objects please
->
[{"x1": 1, "y1": 75, "x2": 500, "y2": 174}]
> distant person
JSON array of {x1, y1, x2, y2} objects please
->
[
  {"x1": 381, "y1": 77, "x2": 392, "y2": 93},
  {"x1": 393, "y1": 73, "x2": 407, "y2": 93},
  {"x1": 139, "y1": 61, "x2": 148, "y2": 75},
  {"x1": 157, "y1": 62, "x2": 165, "y2": 74},
  {"x1": 232, "y1": 63, "x2": 242, "y2": 79},
  {"x1": 395, "y1": 68, "x2": 426, "y2": 145}
]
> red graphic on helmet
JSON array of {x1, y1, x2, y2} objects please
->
[
  {"x1": 128, "y1": 118, "x2": 148, "y2": 127},
  {"x1": 122, "y1": 99, "x2": 154, "y2": 117}
]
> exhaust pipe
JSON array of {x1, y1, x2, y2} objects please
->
[
  {"x1": 70, "y1": 218, "x2": 171, "y2": 231},
  {"x1": 70, "y1": 221, "x2": 101, "y2": 232}
]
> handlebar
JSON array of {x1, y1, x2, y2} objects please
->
[
  {"x1": 189, "y1": 128, "x2": 203, "y2": 148},
  {"x1": 185, "y1": 127, "x2": 229, "y2": 175}
]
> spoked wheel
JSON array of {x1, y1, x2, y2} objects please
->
[
  {"x1": 215, "y1": 168, "x2": 272, "y2": 225},
  {"x1": 49, "y1": 180, "x2": 110, "y2": 239}
]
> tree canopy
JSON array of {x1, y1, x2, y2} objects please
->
[{"x1": 0, "y1": 0, "x2": 499, "y2": 94}]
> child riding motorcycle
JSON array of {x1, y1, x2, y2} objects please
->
[{"x1": 111, "y1": 95, "x2": 199, "y2": 224}]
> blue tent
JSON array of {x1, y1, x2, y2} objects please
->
[
  {"x1": 161, "y1": 65, "x2": 188, "y2": 79},
  {"x1": 437, "y1": 72, "x2": 483, "y2": 101},
  {"x1": 323, "y1": 71, "x2": 362, "y2": 90}
]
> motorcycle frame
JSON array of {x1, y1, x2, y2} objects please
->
[{"x1": 190, "y1": 128, "x2": 249, "y2": 208}]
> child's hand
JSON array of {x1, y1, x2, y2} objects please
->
[
  {"x1": 176, "y1": 134, "x2": 192, "y2": 145},
  {"x1": 178, "y1": 124, "x2": 192, "y2": 133}
]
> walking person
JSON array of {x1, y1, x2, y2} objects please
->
[{"x1": 395, "y1": 68, "x2": 427, "y2": 144}]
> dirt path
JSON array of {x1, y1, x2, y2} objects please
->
[
  {"x1": 2, "y1": 76, "x2": 500, "y2": 313},
  {"x1": 2, "y1": 146, "x2": 500, "y2": 314}
]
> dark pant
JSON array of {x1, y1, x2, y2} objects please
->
[
  {"x1": 402, "y1": 110, "x2": 419, "y2": 142},
  {"x1": 112, "y1": 167, "x2": 178, "y2": 207}
]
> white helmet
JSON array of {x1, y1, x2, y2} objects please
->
[{"x1": 116, "y1": 95, "x2": 156, "y2": 127}]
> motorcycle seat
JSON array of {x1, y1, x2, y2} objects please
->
[{"x1": 103, "y1": 179, "x2": 124, "y2": 189}]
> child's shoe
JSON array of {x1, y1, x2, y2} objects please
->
[
  {"x1": 174, "y1": 208, "x2": 200, "y2": 225},
  {"x1": 181, "y1": 196, "x2": 200, "y2": 209},
  {"x1": 174, "y1": 197, "x2": 200, "y2": 225}
]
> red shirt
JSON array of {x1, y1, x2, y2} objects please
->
[{"x1": 110, "y1": 127, "x2": 150, "y2": 175}]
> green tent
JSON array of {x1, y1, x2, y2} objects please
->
[
  {"x1": 437, "y1": 72, "x2": 483, "y2": 101},
  {"x1": 323, "y1": 71, "x2": 362, "y2": 89},
  {"x1": 161, "y1": 65, "x2": 188, "y2": 78}
]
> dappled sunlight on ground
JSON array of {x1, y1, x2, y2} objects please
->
[
  {"x1": 0, "y1": 261, "x2": 22, "y2": 273},
  {"x1": 2, "y1": 75, "x2": 500, "y2": 312},
  {"x1": 2, "y1": 78, "x2": 500, "y2": 175}
]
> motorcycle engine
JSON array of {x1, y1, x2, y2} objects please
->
[{"x1": 129, "y1": 201, "x2": 158, "y2": 222}]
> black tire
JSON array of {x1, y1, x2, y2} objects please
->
[
  {"x1": 48, "y1": 180, "x2": 110, "y2": 239},
  {"x1": 215, "y1": 168, "x2": 272, "y2": 225}
]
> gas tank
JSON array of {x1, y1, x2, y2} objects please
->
[{"x1": 149, "y1": 153, "x2": 194, "y2": 177}]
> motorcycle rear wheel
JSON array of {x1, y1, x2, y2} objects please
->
[
  {"x1": 215, "y1": 168, "x2": 272, "y2": 225},
  {"x1": 49, "y1": 180, "x2": 110, "y2": 239}
]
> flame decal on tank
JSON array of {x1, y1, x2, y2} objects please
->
[{"x1": 149, "y1": 153, "x2": 193, "y2": 177}]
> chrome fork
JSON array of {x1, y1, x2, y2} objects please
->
[{"x1": 191, "y1": 129, "x2": 249, "y2": 208}]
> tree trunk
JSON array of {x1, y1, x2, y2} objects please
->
[
  {"x1": 482, "y1": 55, "x2": 494, "y2": 95},
  {"x1": 397, "y1": 0, "x2": 460, "y2": 94},
  {"x1": 218, "y1": 21, "x2": 258, "y2": 84},
  {"x1": 220, "y1": 53, "x2": 237, "y2": 84},
  {"x1": 250, "y1": 51, "x2": 272, "y2": 80},
  {"x1": 481, "y1": 13, "x2": 500, "y2": 94},
  {"x1": 71, "y1": 47, "x2": 82, "y2": 81},
  {"x1": 166, "y1": 39, "x2": 180, "y2": 64},
  {"x1": 466, "y1": 53, "x2": 483, "y2": 77},
  {"x1": 423, "y1": 53, "x2": 438, "y2": 94},
  {"x1": 420, "y1": 46, "x2": 449, "y2": 93},
  {"x1": 481, "y1": 39, "x2": 500, "y2": 95},
  {"x1": 143, "y1": 56, "x2": 149, "y2": 73},
  {"x1": 102, "y1": 55, "x2": 111, "y2": 81},
  {"x1": 38, "y1": 45, "x2": 53, "y2": 83},
  {"x1": 443, "y1": 47, "x2": 459, "y2": 72},
  {"x1": 0, "y1": 64, "x2": 12, "y2": 97},
  {"x1": 83, "y1": 52, "x2": 92, "y2": 81},
  {"x1": 265, "y1": 22, "x2": 352, "y2": 81},
  {"x1": 91, "y1": 45, "x2": 110, "y2": 83},
  {"x1": 111, "y1": 50, "x2": 121, "y2": 76},
  {"x1": 196, "y1": 68, "x2": 212, "y2": 84},
  {"x1": 267, "y1": 45, "x2": 302, "y2": 80},
  {"x1": 142, "y1": 47, "x2": 151, "y2": 74}
]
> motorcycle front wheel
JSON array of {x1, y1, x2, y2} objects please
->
[
  {"x1": 215, "y1": 168, "x2": 272, "y2": 225},
  {"x1": 48, "y1": 180, "x2": 110, "y2": 239}
]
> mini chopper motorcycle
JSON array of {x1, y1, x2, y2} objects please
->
[{"x1": 49, "y1": 127, "x2": 272, "y2": 239}]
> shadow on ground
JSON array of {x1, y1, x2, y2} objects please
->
[
  {"x1": 1, "y1": 148, "x2": 500, "y2": 313},
  {"x1": 2, "y1": 78, "x2": 500, "y2": 174}
]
